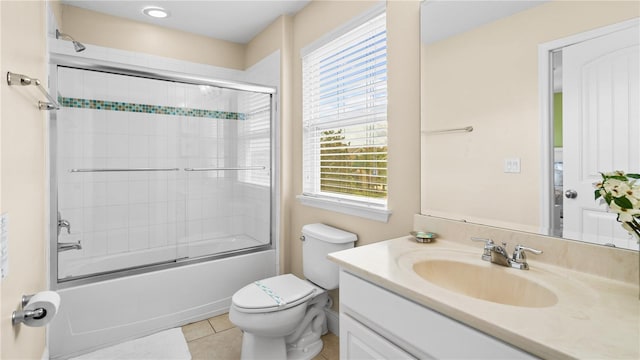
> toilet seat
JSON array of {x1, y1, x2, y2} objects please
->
[{"x1": 232, "y1": 274, "x2": 317, "y2": 313}]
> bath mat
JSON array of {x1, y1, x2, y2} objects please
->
[{"x1": 70, "y1": 328, "x2": 191, "y2": 360}]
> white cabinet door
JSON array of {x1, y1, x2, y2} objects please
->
[
  {"x1": 340, "y1": 313, "x2": 417, "y2": 360},
  {"x1": 563, "y1": 23, "x2": 640, "y2": 249}
]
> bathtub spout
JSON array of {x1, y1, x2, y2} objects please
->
[{"x1": 58, "y1": 241, "x2": 82, "y2": 252}]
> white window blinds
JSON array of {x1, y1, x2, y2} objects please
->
[{"x1": 302, "y1": 12, "x2": 387, "y2": 207}]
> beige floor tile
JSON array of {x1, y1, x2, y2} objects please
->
[
  {"x1": 181, "y1": 320, "x2": 215, "y2": 342},
  {"x1": 208, "y1": 313, "x2": 235, "y2": 333},
  {"x1": 183, "y1": 317, "x2": 339, "y2": 360},
  {"x1": 187, "y1": 327, "x2": 243, "y2": 360},
  {"x1": 320, "y1": 332, "x2": 340, "y2": 360}
]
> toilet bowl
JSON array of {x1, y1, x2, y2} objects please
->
[
  {"x1": 229, "y1": 224, "x2": 357, "y2": 360},
  {"x1": 229, "y1": 274, "x2": 330, "y2": 359}
]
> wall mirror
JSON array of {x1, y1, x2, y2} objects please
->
[{"x1": 420, "y1": 0, "x2": 639, "y2": 251}]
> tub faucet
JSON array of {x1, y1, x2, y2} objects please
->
[
  {"x1": 471, "y1": 238, "x2": 542, "y2": 270},
  {"x1": 58, "y1": 241, "x2": 82, "y2": 252}
]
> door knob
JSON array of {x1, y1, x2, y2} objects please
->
[{"x1": 564, "y1": 189, "x2": 578, "y2": 199}]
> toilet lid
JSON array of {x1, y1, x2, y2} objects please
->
[{"x1": 232, "y1": 274, "x2": 317, "y2": 313}]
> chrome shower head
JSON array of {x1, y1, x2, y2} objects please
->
[
  {"x1": 56, "y1": 29, "x2": 86, "y2": 52},
  {"x1": 73, "y1": 41, "x2": 86, "y2": 52}
]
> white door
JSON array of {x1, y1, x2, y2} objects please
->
[{"x1": 563, "y1": 24, "x2": 639, "y2": 249}]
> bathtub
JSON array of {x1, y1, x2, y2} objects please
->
[{"x1": 49, "y1": 248, "x2": 276, "y2": 358}]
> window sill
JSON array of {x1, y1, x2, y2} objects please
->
[{"x1": 296, "y1": 194, "x2": 392, "y2": 223}]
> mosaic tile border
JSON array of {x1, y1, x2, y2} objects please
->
[{"x1": 59, "y1": 96, "x2": 246, "y2": 120}]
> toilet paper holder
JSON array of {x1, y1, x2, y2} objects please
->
[{"x1": 12, "y1": 294, "x2": 46, "y2": 326}]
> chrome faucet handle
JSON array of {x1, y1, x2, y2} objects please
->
[
  {"x1": 58, "y1": 219, "x2": 71, "y2": 235},
  {"x1": 471, "y1": 237, "x2": 494, "y2": 245},
  {"x1": 511, "y1": 245, "x2": 543, "y2": 270},
  {"x1": 471, "y1": 237, "x2": 494, "y2": 261},
  {"x1": 57, "y1": 211, "x2": 71, "y2": 235}
]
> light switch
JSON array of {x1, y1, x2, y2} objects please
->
[{"x1": 504, "y1": 158, "x2": 521, "y2": 173}]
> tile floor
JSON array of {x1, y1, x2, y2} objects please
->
[{"x1": 181, "y1": 313, "x2": 339, "y2": 360}]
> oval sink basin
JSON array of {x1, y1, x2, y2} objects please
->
[{"x1": 413, "y1": 259, "x2": 558, "y2": 308}]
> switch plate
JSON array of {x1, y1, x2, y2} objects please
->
[{"x1": 504, "y1": 158, "x2": 521, "y2": 173}]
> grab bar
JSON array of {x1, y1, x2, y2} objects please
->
[
  {"x1": 70, "y1": 168, "x2": 180, "y2": 173},
  {"x1": 184, "y1": 166, "x2": 266, "y2": 171},
  {"x1": 422, "y1": 126, "x2": 473, "y2": 135},
  {"x1": 6, "y1": 72, "x2": 61, "y2": 110}
]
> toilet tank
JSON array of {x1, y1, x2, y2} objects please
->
[{"x1": 302, "y1": 223, "x2": 357, "y2": 290}]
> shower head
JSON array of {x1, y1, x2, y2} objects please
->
[
  {"x1": 56, "y1": 29, "x2": 86, "y2": 52},
  {"x1": 72, "y1": 41, "x2": 86, "y2": 52}
]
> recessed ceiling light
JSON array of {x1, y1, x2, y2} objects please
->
[{"x1": 143, "y1": 7, "x2": 169, "y2": 18}]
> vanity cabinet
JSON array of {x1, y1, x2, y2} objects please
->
[
  {"x1": 341, "y1": 313, "x2": 417, "y2": 359},
  {"x1": 339, "y1": 270, "x2": 537, "y2": 359}
]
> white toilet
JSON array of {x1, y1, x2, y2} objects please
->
[{"x1": 229, "y1": 223, "x2": 356, "y2": 360}]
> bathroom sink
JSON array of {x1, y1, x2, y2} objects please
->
[{"x1": 412, "y1": 259, "x2": 558, "y2": 308}]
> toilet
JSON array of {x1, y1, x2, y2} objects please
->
[{"x1": 229, "y1": 223, "x2": 357, "y2": 360}]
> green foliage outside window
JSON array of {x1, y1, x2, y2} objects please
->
[{"x1": 320, "y1": 130, "x2": 387, "y2": 199}]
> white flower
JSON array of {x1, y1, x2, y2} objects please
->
[
  {"x1": 610, "y1": 202, "x2": 640, "y2": 222},
  {"x1": 594, "y1": 171, "x2": 640, "y2": 240},
  {"x1": 603, "y1": 179, "x2": 628, "y2": 197},
  {"x1": 623, "y1": 184, "x2": 640, "y2": 201}
]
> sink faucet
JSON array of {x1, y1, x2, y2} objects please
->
[{"x1": 471, "y1": 238, "x2": 542, "y2": 270}]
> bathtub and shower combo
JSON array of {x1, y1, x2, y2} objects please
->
[{"x1": 47, "y1": 51, "x2": 278, "y2": 357}]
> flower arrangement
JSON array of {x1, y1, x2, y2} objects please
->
[{"x1": 594, "y1": 171, "x2": 640, "y2": 242}]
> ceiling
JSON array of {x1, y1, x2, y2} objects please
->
[{"x1": 61, "y1": 0, "x2": 311, "y2": 44}]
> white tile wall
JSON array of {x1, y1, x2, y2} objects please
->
[
  {"x1": 55, "y1": 65, "x2": 272, "y2": 278},
  {"x1": 108, "y1": 228, "x2": 129, "y2": 254}
]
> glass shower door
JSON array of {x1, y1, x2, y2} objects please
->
[
  {"x1": 55, "y1": 66, "x2": 185, "y2": 280},
  {"x1": 181, "y1": 88, "x2": 273, "y2": 258},
  {"x1": 54, "y1": 65, "x2": 274, "y2": 282}
]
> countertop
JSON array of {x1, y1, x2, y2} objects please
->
[{"x1": 328, "y1": 236, "x2": 640, "y2": 359}]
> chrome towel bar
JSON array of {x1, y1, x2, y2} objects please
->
[
  {"x1": 184, "y1": 166, "x2": 266, "y2": 171},
  {"x1": 6, "y1": 72, "x2": 60, "y2": 110},
  {"x1": 422, "y1": 126, "x2": 473, "y2": 135},
  {"x1": 69, "y1": 167, "x2": 266, "y2": 173},
  {"x1": 70, "y1": 168, "x2": 180, "y2": 173}
]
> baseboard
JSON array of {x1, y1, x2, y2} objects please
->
[{"x1": 325, "y1": 308, "x2": 339, "y2": 336}]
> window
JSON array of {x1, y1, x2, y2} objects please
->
[{"x1": 300, "y1": 11, "x2": 389, "y2": 221}]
